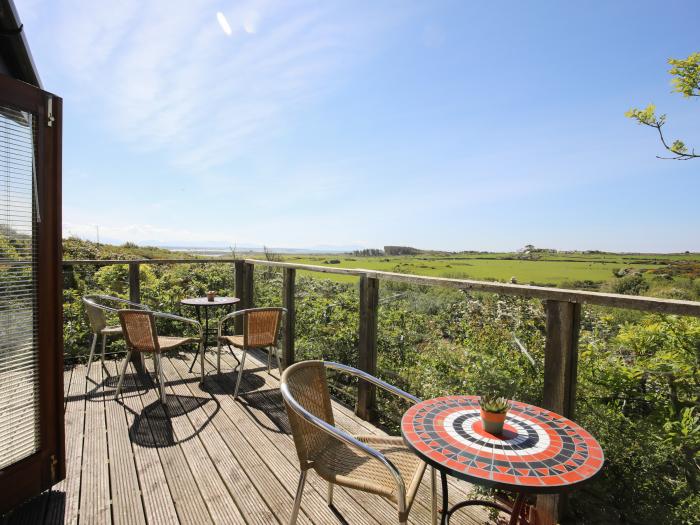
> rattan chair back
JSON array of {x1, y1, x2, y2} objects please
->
[
  {"x1": 83, "y1": 298, "x2": 107, "y2": 333},
  {"x1": 244, "y1": 308, "x2": 283, "y2": 348},
  {"x1": 119, "y1": 310, "x2": 159, "y2": 353},
  {"x1": 281, "y1": 361, "x2": 335, "y2": 469}
]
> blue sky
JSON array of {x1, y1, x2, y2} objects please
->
[{"x1": 18, "y1": 0, "x2": 700, "y2": 251}]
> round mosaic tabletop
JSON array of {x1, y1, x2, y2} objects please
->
[
  {"x1": 401, "y1": 396, "x2": 604, "y2": 494},
  {"x1": 180, "y1": 296, "x2": 240, "y2": 307}
]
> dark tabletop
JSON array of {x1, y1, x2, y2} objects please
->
[
  {"x1": 401, "y1": 395, "x2": 604, "y2": 494},
  {"x1": 180, "y1": 296, "x2": 240, "y2": 307}
]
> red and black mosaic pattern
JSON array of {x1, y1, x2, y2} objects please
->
[{"x1": 401, "y1": 396, "x2": 604, "y2": 493}]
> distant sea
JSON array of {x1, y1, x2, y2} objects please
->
[{"x1": 163, "y1": 246, "x2": 235, "y2": 256}]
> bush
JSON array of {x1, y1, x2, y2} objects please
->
[{"x1": 611, "y1": 274, "x2": 649, "y2": 295}]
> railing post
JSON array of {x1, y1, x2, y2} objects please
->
[
  {"x1": 244, "y1": 262, "x2": 254, "y2": 309},
  {"x1": 234, "y1": 261, "x2": 246, "y2": 333},
  {"x1": 537, "y1": 300, "x2": 581, "y2": 524},
  {"x1": 356, "y1": 275, "x2": 379, "y2": 422},
  {"x1": 282, "y1": 268, "x2": 296, "y2": 368},
  {"x1": 128, "y1": 262, "x2": 140, "y2": 304},
  {"x1": 128, "y1": 262, "x2": 143, "y2": 369}
]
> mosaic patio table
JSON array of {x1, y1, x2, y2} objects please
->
[
  {"x1": 401, "y1": 395, "x2": 604, "y2": 525},
  {"x1": 180, "y1": 296, "x2": 240, "y2": 373}
]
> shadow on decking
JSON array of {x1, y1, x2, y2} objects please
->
[
  {"x1": 200, "y1": 363, "x2": 290, "y2": 435},
  {"x1": 124, "y1": 394, "x2": 219, "y2": 448},
  {"x1": 199, "y1": 368, "x2": 266, "y2": 395},
  {"x1": 66, "y1": 367, "x2": 222, "y2": 448},
  {"x1": 238, "y1": 388, "x2": 291, "y2": 435}
]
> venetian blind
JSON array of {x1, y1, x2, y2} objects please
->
[{"x1": 0, "y1": 105, "x2": 40, "y2": 470}]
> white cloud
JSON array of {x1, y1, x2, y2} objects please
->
[
  {"x1": 32, "y1": 0, "x2": 398, "y2": 173},
  {"x1": 62, "y1": 220, "x2": 243, "y2": 246},
  {"x1": 216, "y1": 12, "x2": 232, "y2": 36}
]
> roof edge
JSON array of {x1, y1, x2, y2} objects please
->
[{"x1": 0, "y1": 0, "x2": 42, "y2": 88}]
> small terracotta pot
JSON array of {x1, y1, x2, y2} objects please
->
[
  {"x1": 480, "y1": 408, "x2": 507, "y2": 435},
  {"x1": 206, "y1": 291, "x2": 216, "y2": 302}
]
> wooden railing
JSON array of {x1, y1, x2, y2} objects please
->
[{"x1": 62, "y1": 257, "x2": 700, "y2": 523}]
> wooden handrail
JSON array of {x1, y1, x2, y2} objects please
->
[
  {"x1": 242, "y1": 258, "x2": 367, "y2": 276},
  {"x1": 61, "y1": 258, "x2": 238, "y2": 265}
]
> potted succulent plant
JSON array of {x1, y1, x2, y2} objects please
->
[
  {"x1": 479, "y1": 394, "x2": 511, "y2": 435},
  {"x1": 206, "y1": 290, "x2": 216, "y2": 301}
]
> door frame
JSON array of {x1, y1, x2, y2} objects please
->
[{"x1": 0, "y1": 73, "x2": 64, "y2": 514}]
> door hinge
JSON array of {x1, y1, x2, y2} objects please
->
[
  {"x1": 47, "y1": 96, "x2": 55, "y2": 127},
  {"x1": 50, "y1": 454, "x2": 58, "y2": 482}
]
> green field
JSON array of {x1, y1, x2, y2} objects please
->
[{"x1": 276, "y1": 251, "x2": 700, "y2": 288}]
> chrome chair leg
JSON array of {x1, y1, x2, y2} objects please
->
[
  {"x1": 114, "y1": 349, "x2": 132, "y2": 400},
  {"x1": 267, "y1": 346, "x2": 272, "y2": 373},
  {"x1": 156, "y1": 353, "x2": 166, "y2": 404},
  {"x1": 327, "y1": 481, "x2": 334, "y2": 506},
  {"x1": 216, "y1": 340, "x2": 222, "y2": 373},
  {"x1": 275, "y1": 345, "x2": 284, "y2": 373},
  {"x1": 199, "y1": 342, "x2": 205, "y2": 382},
  {"x1": 100, "y1": 334, "x2": 108, "y2": 374},
  {"x1": 233, "y1": 349, "x2": 248, "y2": 399},
  {"x1": 289, "y1": 470, "x2": 307, "y2": 525},
  {"x1": 86, "y1": 333, "x2": 98, "y2": 380}
]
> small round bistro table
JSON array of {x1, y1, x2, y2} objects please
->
[
  {"x1": 180, "y1": 296, "x2": 240, "y2": 373},
  {"x1": 401, "y1": 396, "x2": 604, "y2": 525}
]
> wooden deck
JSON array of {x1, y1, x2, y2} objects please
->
[{"x1": 3, "y1": 348, "x2": 497, "y2": 525}]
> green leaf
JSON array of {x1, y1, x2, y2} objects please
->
[
  {"x1": 671, "y1": 140, "x2": 688, "y2": 154},
  {"x1": 625, "y1": 104, "x2": 659, "y2": 126}
]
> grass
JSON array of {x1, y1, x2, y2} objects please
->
[{"x1": 277, "y1": 252, "x2": 700, "y2": 287}]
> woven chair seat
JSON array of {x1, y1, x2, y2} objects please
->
[
  {"x1": 99, "y1": 325, "x2": 122, "y2": 335},
  {"x1": 218, "y1": 334, "x2": 245, "y2": 348},
  {"x1": 314, "y1": 435, "x2": 426, "y2": 505},
  {"x1": 156, "y1": 336, "x2": 198, "y2": 351}
]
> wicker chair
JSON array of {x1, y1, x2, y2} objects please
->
[
  {"x1": 115, "y1": 309, "x2": 203, "y2": 404},
  {"x1": 82, "y1": 295, "x2": 148, "y2": 383},
  {"x1": 281, "y1": 360, "x2": 437, "y2": 525},
  {"x1": 216, "y1": 307, "x2": 286, "y2": 399}
]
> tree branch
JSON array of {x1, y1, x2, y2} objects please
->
[{"x1": 643, "y1": 121, "x2": 700, "y2": 160}]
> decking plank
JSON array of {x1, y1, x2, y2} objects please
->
[
  {"x1": 103, "y1": 361, "x2": 148, "y2": 525},
  {"x1": 79, "y1": 365, "x2": 112, "y2": 524},
  {"x1": 154, "y1": 356, "x2": 245, "y2": 524},
  {"x1": 112, "y1": 359, "x2": 180, "y2": 525},
  {"x1": 36, "y1": 363, "x2": 72, "y2": 524},
  {"x1": 58, "y1": 363, "x2": 88, "y2": 524},
  {"x1": 45, "y1": 363, "x2": 86, "y2": 524},
  {"x1": 125, "y1": 357, "x2": 211, "y2": 525},
  {"x1": 162, "y1": 355, "x2": 281, "y2": 525}
]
